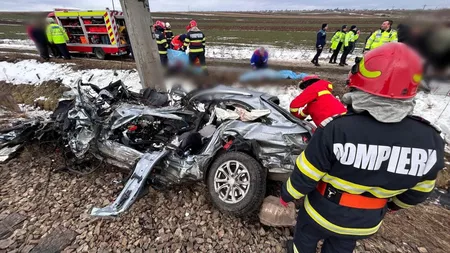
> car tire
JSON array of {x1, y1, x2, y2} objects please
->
[
  {"x1": 207, "y1": 152, "x2": 267, "y2": 217},
  {"x1": 93, "y1": 48, "x2": 106, "y2": 60}
]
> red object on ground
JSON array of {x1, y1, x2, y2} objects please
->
[
  {"x1": 280, "y1": 198, "x2": 289, "y2": 208},
  {"x1": 347, "y1": 43, "x2": 423, "y2": 99},
  {"x1": 128, "y1": 125, "x2": 138, "y2": 132},
  {"x1": 290, "y1": 79, "x2": 347, "y2": 126}
]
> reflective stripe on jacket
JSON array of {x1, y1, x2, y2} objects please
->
[
  {"x1": 289, "y1": 80, "x2": 347, "y2": 126},
  {"x1": 281, "y1": 113, "x2": 445, "y2": 237},
  {"x1": 365, "y1": 29, "x2": 398, "y2": 50},
  {"x1": 155, "y1": 29, "x2": 168, "y2": 55},
  {"x1": 184, "y1": 27, "x2": 206, "y2": 53},
  {"x1": 46, "y1": 24, "x2": 68, "y2": 44}
]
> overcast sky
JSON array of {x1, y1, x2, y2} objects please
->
[{"x1": 1, "y1": 0, "x2": 448, "y2": 12}]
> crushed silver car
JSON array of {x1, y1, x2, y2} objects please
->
[{"x1": 2, "y1": 80, "x2": 314, "y2": 217}]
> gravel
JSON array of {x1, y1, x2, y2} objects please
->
[{"x1": 1, "y1": 143, "x2": 450, "y2": 253}]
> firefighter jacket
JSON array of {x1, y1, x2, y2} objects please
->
[
  {"x1": 281, "y1": 112, "x2": 445, "y2": 237},
  {"x1": 344, "y1": 30, "x2": 357, "y2": 47},
  {"x1": 330, "y1": 31, "x2": 345, "y2": 50},
  {"x1": 164, "y1": 29, "x2": 174, "y2": 45},
  {"x1": 46, "y1": 23, "x2": 68, "y2": 44},
  {"x1": 290, "y1": 80, "x2": 347, "y2": 126},
  {"x1": 365, "y1": 29, "x2": 398, "y2": 50},
  {"x1": 155, "y1": 28, "x2": 168, "y2": 55},
  {"x1": 184, "y1": 27, "x2": 206, "y2": 53}
]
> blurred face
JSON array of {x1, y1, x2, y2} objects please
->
[
  {"x1": 324, "y1": 25, "x2": 328, "y2": 31},
  {"x1": 381, "y1": 21, "x2": 390, "y2": 30},
  {"x1": 259, "y1": 48, "x2": 265, "y2": 55},
  {"x1": 343, "y1": 27, "x2": 348, "y2": 32}
]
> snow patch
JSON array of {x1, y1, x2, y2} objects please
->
[
  {"x1": 0, "y1": 39, "x2": 35, "y2": 50},
  {"x1": 18, "y1": 104, "x2": 52, "y2": 119},
  {"x1": 0, "y1": 59, "x2": 142, "y2": 92},
  {"x1": 207, "y1": 44, "x2": 358, "y2": 64}
]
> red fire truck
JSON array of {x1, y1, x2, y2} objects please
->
[{"x1": 49, "y1": 9, "x2": 129, "y2": 60}]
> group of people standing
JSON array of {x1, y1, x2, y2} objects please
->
[
  {"x1": 154, "y1": 19, "x2": 208, "y2": 73},
  {"x1": 312, "y1": 20, "x2": 398, "y2": 66},
  {"x1": 27, "y1": 18, "x2": 71, "y2": 61}
]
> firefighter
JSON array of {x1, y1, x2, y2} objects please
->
[
  {"x1": 164, "y1": 22, "x2": 174, "y2": 48},
  {"x1": 154, "y1": 20, "x2": 169, "y2": 67},
  {"x1": 289, "y1": 75, "x2": 347, "y2": 126},
  {"x1": 283, "y1": 43, "x2": 445, "y2": 253},
  {"x1": 183, "y1": 20, "x2": 207, "y2": 73},
  {"x1": 365, "y1": 19, "x2": 398, "y2": 51},
  {"x1": 46, "y1": 18, "x2": 70, "y2": 59},
  {"x1": 339, "y1": 25, "x2": 357, "y2": 66},
  {"x1": 329, "y1": 25, "x2": 347, "y2": 64}
]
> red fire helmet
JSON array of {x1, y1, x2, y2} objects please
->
[
  {"x1": 347, "y1": 43, "x2": 423, "y2": 99},
  {"x1": 186, "y1": 20, "x2": 197, "y2": 30},
  {"x1": 154, "y1": 20, "x2": 165, "y2": 29}
]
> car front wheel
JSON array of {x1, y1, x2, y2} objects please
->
[{"x1": 207, "y1": 152, "x2": 267, "y2": 217}]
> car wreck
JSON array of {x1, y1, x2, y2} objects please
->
[{"x1": 0, "y1": 80, "x2": 314, "y2": 218}]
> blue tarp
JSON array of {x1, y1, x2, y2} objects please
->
[
  {"x1": 167, "y1": 49, "x2": 189, "y2": 67},
  {"x1": 239, "y1": 69, "x2": 308, "y2": 82}
]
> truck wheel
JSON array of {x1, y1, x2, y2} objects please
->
[
  {"x1": 93, "y1": 48, "x2": 106, "y2": 60},
  {"x1": 207, "y1": 152, "x2": 267, "y2": 217}
]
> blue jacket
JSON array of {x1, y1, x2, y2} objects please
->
[
  {"x1": 250, "y1": 50, "x2": 269, "y2": 67},
  {"x1": 316, "y1": 29, "x2": 326, "y2": 48}
]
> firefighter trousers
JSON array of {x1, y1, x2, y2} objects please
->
[
  {"x1": 159, "y1": 54, "x2": 168, "y2": 67},
  {"x1": 189, "y1": 51, "x2": 207, "y2": 68},
  {"x1": 293, "y1": 205, "x2": 357, "y2": 253}
]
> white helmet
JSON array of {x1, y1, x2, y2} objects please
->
[
  {"x1": 46, "y1": 18, "x2": 55, "y2": 23},
  {"x1": 165, "y1": 22, "x2": 171, "y2": 29}
]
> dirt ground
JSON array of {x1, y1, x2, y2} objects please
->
[{"x1": 0, "y1": 51, "x2": 450, "y2": 253}]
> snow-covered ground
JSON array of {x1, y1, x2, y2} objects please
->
[
  {"x1": 0, "y1": 39, "x2": 357, "y2": 64},
  {"x1": 0, "y1": 39, "x2": 35, "y2": 50},
  {"x1": 0, "y1": 53, "x2": 448, "y2": 145},
  {"x1": 0, "y1": 59, "x2": 142, "y2": 92}
]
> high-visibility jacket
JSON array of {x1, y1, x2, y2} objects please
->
[
  {"x1": 46, "y1": 23, "x2": 68, "y2": 44},
  {"x1": 365, "y1": 29, "x2": 398, "y2": 50},
  {"x1": 344, "y1": 30, "x2": 357, "y2": 47},
  {"x1": 155, "y1": 29, "x2": 168, "y2": 55},
  {"x1": 289, "y1": 80, "x2": 347, "y2": 126},
  {"x1": 184, "y1": 27, "x2": 206, "y2": 53},
  {"x1": 281, "y1": 112, "x2": 445, "y2": 238},
  {"x1": 330, "y1": 31, "x2": 344, "y2": 50}
]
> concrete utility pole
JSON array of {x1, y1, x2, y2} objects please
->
[{"x1": 119, "y1": 0, "x2": 164, "y2": 90}]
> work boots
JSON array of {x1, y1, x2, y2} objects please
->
[{"x1": 286, "y1": 240, "x2": 294, "y2": 253}]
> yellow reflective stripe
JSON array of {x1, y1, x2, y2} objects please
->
[
  {"x1": 413, "y1": 74, "x2": 422, "y2": 83},
  {"x1": 185, "y1": 38, "x2": 190, "y2": 42},
  {"x1": 201, "y1": 66, "x2": 208, "y2": 69},
  {"x1": 78, "y1": 11, "x2": 106, "y2": 16},
  {"x1": 295, "y1": 152, "x2": 325, "y2": 181},
  {"x1": 190, "y1": 48, "x2": 204, "y2": 53},
  {"x1": 287, "y1": 178, "x2": 304, "y2": 199},
  {"x1": 299, "y1": 110, "x2": 307, "y2": 117},
  {"x1": 318, "y1": 90, "x2": 331, "y2": 96},
  {"x1": 411, "y1": 180, "x2": 435, "y2": 193},
  {"x1": 321, "y1": 175, "x2": 407, "y2": 198},
  {"x1": 183, "y1": 43, "x2": 189, "y2": 47},
  {"x1": 290, "y1": 108, "x2": 299, "y2": 113},
  {"x1": 159, "y1": 51, "x2": 167, "y2": 54},
  {"x1": 293, "y1": 245, "x2": 299, "y2": 253},
  {"x1": 304, "y1": 196, "x2": 382, "y2": 236},
  {"x1": 190, "y1": 40, "x2": 203, "y2": 43},
  {"x1": 392, "y1": 197, "x2": 414, "y2": 209},
  {"x1": 157, "y1": 39, "x2": 167, "y2": 44},
  {"x1": 359, "y1": 58, "x2": 381, "y2": 78},
  {"x1": 328, "y1": 84, "x2": 333, "y2": 90}
]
